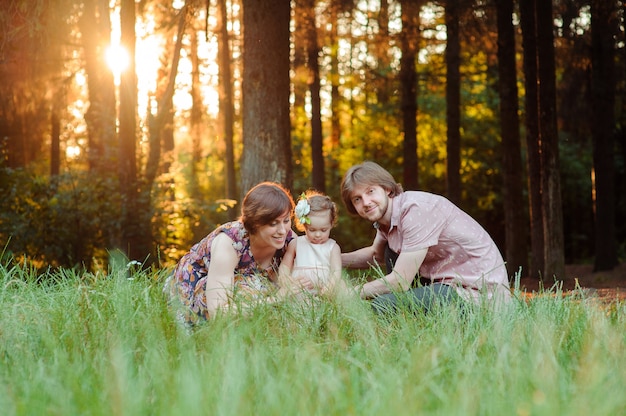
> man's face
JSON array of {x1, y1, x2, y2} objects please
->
[{"x1": 349, "y1": 184, "x2": 390, "y2": 223}]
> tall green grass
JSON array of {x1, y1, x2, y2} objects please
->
[{"x1": 1, "y1": 261, "x2": 625, "y2": 415}]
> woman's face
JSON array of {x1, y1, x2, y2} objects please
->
[{"x1": 254, "y1": 211, "x2": 292, "y2": 250}]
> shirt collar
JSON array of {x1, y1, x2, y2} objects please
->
[{"x1": 389, "y1": 193, "x2": 403, "y2": 231}]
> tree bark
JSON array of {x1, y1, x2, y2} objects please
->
[
  {"x1": 496, "y1": 0, "x2": 528, "y2": 277},
  {"x1": 303, "y1": 0, "x2": 325, "y2": 192},
  {"x1": 536, "y1": 0, "x2": 565, "y2": 280},
  {"x1": 240, "y1": 0, "x2": 292, "y2": 195},
  {"x1": 519, "y1": 0, "x2": 544, "y2": 279},
  {"x1": 375, "y1": 0, "x2": 390, "y2": 105},
  {"x1": 79, "y1": 0, "x2": 117, "y2": 174},
  {"x1": 399, "y1": 0, "x2": 420, "y2": 191},
  {"x1": 591, "y1": 0, "x2": 618, "y2": 271},
  {"x1": 118, "y1": 0, "x2": 140, "y2": 260},
  {"x1": 145, "y1": 3, "x2": 187, "y2": 189},
  {"x1": 189, "y1": 28, "x2": 202, "y2": 197},
  {"x1": 328, "y1": 3, "x2": 342, "y2": 188},
  {"x1": 444, "y1": 0, "x2": 460, "y2": 203},
  {"x1": 217, "y1": 0, "x2": 238, "y2": 216},
  {"x1": 50, "y1": 109, "x2": 60, "y2": 177}
]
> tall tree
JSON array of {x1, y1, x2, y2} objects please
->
[
  {"x1": 375, "y1": 0, "x2": 391, "y2": 105},
  {"x1": 536, "y1": 0, "x2": 565, "y2": 280},
  {"x1": 303, "y1": 0, "x2": 325, "y2": 192},
  {"x1": 118, "y1": 0, "x2": 140, "y2": 260},
  {"x1": 496, "y1": 0, "x2": 528, "y2": 277},
  {"x1": 145, "y1": 3, "x2": 188, "y2": 189},
  {"x1": 444, "y1": 0, "x2": 461, "y2": 203},
  {"x1": 79, "y1": 0, "x2": 117, "y2": 174},
  {"x1": 590, "y1": 0, "x2": 618, "y2": 271},
  {"x1": 217, "y1": 0, "x2": 238, "y2": 214},
  {"x1": 519, "y1": 0, "x2": 544, "y2": 278},
  {"x1": 399, "y1": 0, "x2": 420, "y2": 191},
  {"x1": 189, "y1": 25, "x2": 203, "y2": 195},
  {"x1": 46, "y1": 0, "x2": 70, "y2": 177},
  {"x1": 0, "y1": 0, "x2": 55, "y2": 169},
  {"x1": 328, "y1": 2, "x2": 342, "y2": 188},
  {"x1": 292, "y1": 0, "x2": 308, "y2": 113},
  {"x1": 240, "y1": 0, "x2": 292, "y2": 194}
]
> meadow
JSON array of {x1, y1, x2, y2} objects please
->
[{"x1": 1, "y1": 260, "x2": 625, "y2": 416}]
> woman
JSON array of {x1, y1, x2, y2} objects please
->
[{"x1": 164, "y1": 182, "x2": 296, "y2": 323}]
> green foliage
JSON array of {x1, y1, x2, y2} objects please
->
[
  {"x1": 1, "y1": 263, "x2": 626, "y2": 415},
  {"x1": 559, "y1": 135, "x2": 595, "y2": 262},
  {"x1": 149, "y1": 155, "x2": 241, "y2": 267},
  {"x1": 0, "y1": 169, "x2": 121, "y2": 269}
]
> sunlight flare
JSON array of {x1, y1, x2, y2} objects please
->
[{"x1": 105, "y1": 44, "x2": 129, "y2": 78}]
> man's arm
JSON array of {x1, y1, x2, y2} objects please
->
[
  {"x1": 359, "y1": 248, "x2": 428, "y2": 299},
  {"x1": 341, "y1": 246, "x2": 377, "y2": 269},
  {"x1": 341, "y1": 234, "x2": 387, "y2": 269}
]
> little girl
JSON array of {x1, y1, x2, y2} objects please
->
[{"x1": 278, "y1": 190, "x2": 346, "y2": 296}]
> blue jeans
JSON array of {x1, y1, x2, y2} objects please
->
[{"x1": 370, "y1": 245, "x2": 461, "y2": 314}]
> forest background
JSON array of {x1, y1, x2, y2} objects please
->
[{"x1": 0, "y1": 0, "x2": 624, "y2": 283}]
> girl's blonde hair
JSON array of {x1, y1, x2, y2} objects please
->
[{"x1": 294, "y1": 190, "x2": 338, "y2": 232}]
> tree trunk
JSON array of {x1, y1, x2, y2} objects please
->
[
  {"x1": 399, "y1": 0, "x2": 420, "y2": 191},
  {"x1": 591, "y1": 0, "x2": 618, "y2": 271},
  {"x1": 536, "y1": 0, "x2": 565, "y2": 280},
  {"x1": 79, "y1": 0, "x2": 117, "y2": 174},
  {"x1": 292, "y1": 0, "x2": 307, "y2": 110},
  {"x1": 496, "y1": 0, "x2": 528, "y2": 277},
  {"x1": 145, "y1": 3, "x2": 187, "y2": 189},
  {"x1": 118, "y1": 0, "x2": 140, "y2": 260},
  {"x1": 303, "y1": 0, "x2": 325, "y2": 192},
  {"x1": 519, "y1": 0, "x2": 544, "y2": 279},
  {"x1": 50, "y1": 109, "x2": 60, "y2": 177},
  {"x1": 328, "y1": 3, "x2": 341, "y2": 188},
  {"x1": 444, "y1": 0, "x2": 461, "y2": 203},
  {"x1": 240, "y1": 0, "x2": 292, "y2": 195},
  {"x1": 189, "y1": 28, "x2": 202, "y2": 197},
  {"x1": 217, "y1": 0, "x2": 238, "y2": 216},
  {"x1": 376, "y1": 0, "x2": 390, "y2": 105}
]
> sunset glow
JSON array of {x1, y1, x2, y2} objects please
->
[{"x1": 105, "y1": 44, "x2": 129, "y2": 79}]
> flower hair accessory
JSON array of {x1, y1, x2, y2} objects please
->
[{"x1": 294, "y1": 193, "x2": 311, "y2": 225}]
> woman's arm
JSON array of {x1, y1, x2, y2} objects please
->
[
  {"x1": 276, "y1": 239, "x2": 300, "y2": 296},
  {"x1": 204, "y1": 232, "x2": 239, "y2": 315}
]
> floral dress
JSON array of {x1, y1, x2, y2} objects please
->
[{"x1": 164, "y1": 221, "x2": 294, "y2": 322}]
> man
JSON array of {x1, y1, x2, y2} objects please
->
[{"x1": 340, "y1": 161, "x2": 511, "y2": 314}]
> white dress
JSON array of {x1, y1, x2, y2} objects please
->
[{"x1": 292, "y1": 236, "x2": 336, "y2": 287}]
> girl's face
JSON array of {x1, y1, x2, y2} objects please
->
[
  {"x1": 255, "y1": 212, "x2": 292, "y2": 250},
  {"x1": 304, "y1": 211, "x2": 333, "y2": 245}
]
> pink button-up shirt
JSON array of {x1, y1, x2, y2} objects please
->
[{"x1": 377, "y1": 192, "x2": 511, "y2": 304}]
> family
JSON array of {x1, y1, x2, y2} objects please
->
[{"x1": 164, "y1": 161, "x2": 512, "y2": 324}]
